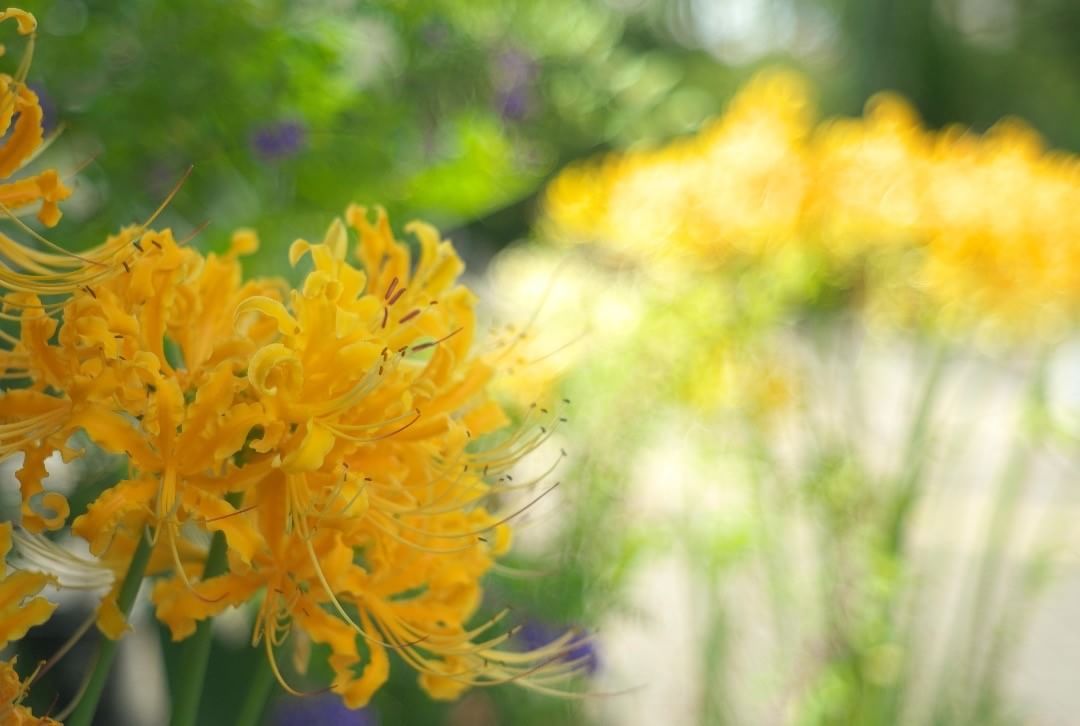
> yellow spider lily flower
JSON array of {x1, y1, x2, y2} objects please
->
[
  {"x1": 3, "y1": 203, "x2": 581, "y2": 706},
  {"x1": 147, "y1": 207, "x2": 579, "y2": 706},
  {"x1": 0, "y1": 4, "x2": 584, "y2": 713}
]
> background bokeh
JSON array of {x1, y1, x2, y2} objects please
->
[
  {"x1": 5, "y1": 0, "x2": 1080, "y2": 724},
  {"x1": 27, "y1": 0, "x2": 1080, "y2": 260}
]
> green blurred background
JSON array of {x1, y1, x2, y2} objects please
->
[
  {"x1": 24, "y1": 0, "x2": 1080, "y2": 264},
  {"x1": 7, "y1": 1, "x2": 1080, "y2": 725}
]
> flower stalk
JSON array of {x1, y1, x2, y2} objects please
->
[
  {"x1": 170, "y1": 493, "x2": 241, "y2": 726},
  {"x1": 234, "y1": 654, "x2": 275, "y2": 726},
  {"x1": 66, "y1": 530, "x2": 153, "y2": 726}
]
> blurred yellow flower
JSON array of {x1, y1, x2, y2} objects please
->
[{"x1": 544, "y1": 69, "x2": 1080, "y2": 336}]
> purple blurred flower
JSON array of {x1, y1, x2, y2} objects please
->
[
  {"x1": 27, "y1": 82, "x2": 58, "y2": 135},
  {"x1": 272, "y1": 694, "x2": 376, "y2": 726},
  {"x1": 518, "y1": 620, "x2": 599, "y2": 676},
  {"x1": 492, "y1": 48, "x2": 537, "y2": 122},
  {"x1": 250, "y1": 119, "x2": 307, "y2": 162},
  {"x1": 497, "y1": 87, "x2": 531, "y2": 122}
]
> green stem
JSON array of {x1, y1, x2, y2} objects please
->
[
  {"x1": 863, "y1": 342, "x2": 948, "y2": 722},
  {"x1": 698, "y1": 564, "x2": 729, "y2": 726},
  {"x1": 938, "y1": 356, "x2": 1046, "y2": 724},
  {"x1": 170, "y1": 499, "x2": 239, "y2": 726},
  {"x1": 745, "y1": 426, "x2": 792, "y2": 647},
  {"x1": 66, "y1": 530, "x2": 153, "y2": 726},
  {"x1": 234, "y1": 653, "x2": 275, "y2": 726},
  {"x1": 885, "y1": 341, "x2": 948, "y2": 556}
]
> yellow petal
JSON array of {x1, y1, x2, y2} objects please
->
[
  {"x1": 180, "y1": 488, "x2": 264, "y2": 565},
  {"x1": 0, "y1": 570, "x2": 56, "y2": 648},
  {"x1": 152, "y1": 573, "x2": 260, "y2": 641},
  {"x1": 229, "y1": 228, "x2": 259, "y2": 257},
  {"x1": 419, "y1": 657, "x2": 472, "y2": 701},
  {"x1": 72, "y1": 478, "x2": 156, "y2": 556},
  {"x1": 0, "y1": 8, "x2": 36, "y2": 34},
  {"x1": 235, "y1": 296, "x2": 300, "y2": 336},
  {"x1": 461, "y1": 401, "x2": 509, "y2": 436},
  {"x1": 96, "y1": 582, "x2": 130, "y2": 639},
  {"x1": 280, "y1": 421, "x2": 335, "y2": 473},
  {"x1": 249, "y1": 343, "x2": 303, "y2": 397}
]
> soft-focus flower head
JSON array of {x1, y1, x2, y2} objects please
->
[
  {"x1": 544, "y1": 71, "x2": 812, "y2": 268},
  {"x1": 272, "y1": 693, "x2": 376, "y2": 726},
  {"x1": 251, "y1": 119, "x2": 307, "y2": 162},
  {"x1": 544, "y1": 68, "x2": 1080, "y2": 339}
]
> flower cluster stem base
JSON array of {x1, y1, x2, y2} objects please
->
[
  {"x1": 171, "y1": 494, "x2": 241, "y2": 726},
  {"x1": 234, "y1": 652, "x2": 275, "y2": 726},
  {"x1": 66, "y1": 530, "x2": 153, "y2": 726}
]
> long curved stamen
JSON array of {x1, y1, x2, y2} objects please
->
[
  {"x1": 10, "y1": 527, "x2": 114, "y2": 590},
  {"x1": 383, "y1": 482, "x2": 560, "y2": 543},
  {"x1": 365, "y1": 511, "x2": 482, "y2": 555},
  {"x1": 30, "y1": 608, "x2": 98, "y2": 684},
  {"x1": 401, "y1": 452, "x2": 564, "y2": 519},
  {"x1": 365, "y1": 603, "x2": 585, "y2": 692},
  {"x1": 286, "y1": 477, "x2": 419, "y2": 650}
]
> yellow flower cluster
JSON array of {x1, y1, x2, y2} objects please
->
[
  {"x1": 0, "y1": 8, "x2": 580, "y2": 713},
  {"x1": 545, "y1": 70, "x2": 1080, "y2": 335}
]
